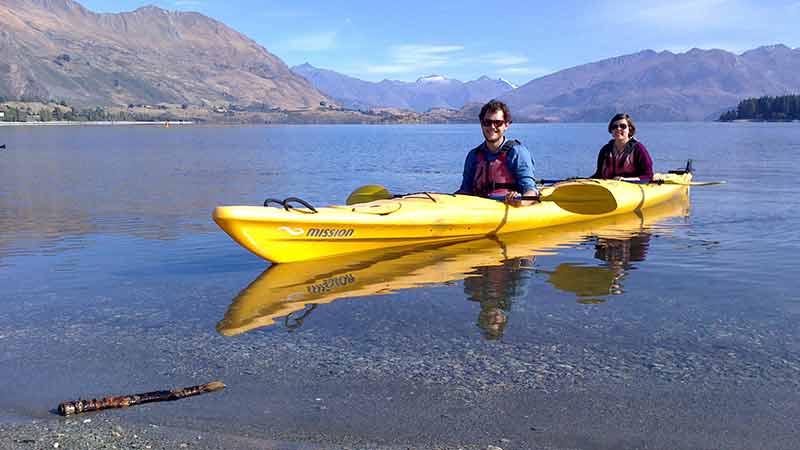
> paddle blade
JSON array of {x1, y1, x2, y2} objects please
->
[
  {"x1": 346, "y1": 185, "x2": 393, "y2": 205},
  {"x1": 542, "y1": 182, "x2": 618, "y2": 215}
]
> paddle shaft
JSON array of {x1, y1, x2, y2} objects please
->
[
  {"x1": 623, "y1": 179, "x2": 725, "y2": 186},
  {"x1": 489, "y1": 194, "x2": 541, "y2": 202},
  {"x1": 495, "y1": 193, "x2": 588, "y2": 202}
]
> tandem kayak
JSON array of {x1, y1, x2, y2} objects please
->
[
  {"x1": 217, "y1": 195, "x2": 689, "y2": 336},
  {"x1": 213, "y1": 170, "x2": 692, "y2": 264}
]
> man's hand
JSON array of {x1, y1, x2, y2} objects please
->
[{"x1": 504, "y1": 190, "x2": 540, "y2": 206}]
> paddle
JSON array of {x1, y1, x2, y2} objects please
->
[
  {"x1": 536, "y1": 178, "x2": 583, "y2": 185},
  {"x1": 346, "y1": 182, "x2": 618, "y2": 214},
  {"x1": 538, "y1": 177, "x2": 726, "y2": 186},
  {"x1": 622, "y1": 179, "x2": 726, "y2": 186}
]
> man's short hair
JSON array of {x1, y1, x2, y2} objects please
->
[{"x1": 479, "y1": 100, "x2": 512, "y2": 124}]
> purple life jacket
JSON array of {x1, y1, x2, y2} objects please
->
[{"x1": 600, "y1": 139, "x2": 644, "y2": 179}]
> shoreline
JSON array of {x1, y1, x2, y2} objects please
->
[
  {"x1": 0, "y1": 120, "x2": 194, "y2": 126},
  {"x1": 2, "y1": 375, "x2": 797, "y2": 450}
]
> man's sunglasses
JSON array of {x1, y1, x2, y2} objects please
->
[
  {"x1": 610, "y1": 123, "x2": 628, "y2": 130},
  {"x1": 481, "y1": 119, "x2": 507, "y2": 128}
]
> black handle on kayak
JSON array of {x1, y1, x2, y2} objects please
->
[
  {"x1": 283, "y1": 197, "x2": 318, "y2": 213},
  {"x1": 263, "y1": 197, "x2": 318, "y2": 213}
]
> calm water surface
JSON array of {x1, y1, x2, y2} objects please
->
[{"x1": 0, "y1": 123, "x2": 798, "y2": 448}]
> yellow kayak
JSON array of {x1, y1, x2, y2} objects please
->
[
  {"x1": 213, "y1": 172, "x2": 691, "y2": 263},
  {"x1": 217, "y1": 195, "x2": 689, "y2": 336}
]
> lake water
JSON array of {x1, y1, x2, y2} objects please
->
[{"x1": 1, "y1": 123, "x2": 798, "y2": 449}]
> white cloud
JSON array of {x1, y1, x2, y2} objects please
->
[
  {"x1": 390, "y1": 45, "x2": 464, "y2": 64},
  {"x1": 497, "y1": 66, "x2": 553, "y2": 78},
  {"x1": 481, "y1": 53, "x2": 529, "y2": 66},
  {"x1": 364, "y1": 44, "x2": 464, "y2": 75},
  {"x1": 279, "y1": 31, "x2": 339, "y2": 52},
  {"x1": 621, "y1": 0, "x2": 759, "y2": 30},
  {"x1": 275, "y1": 16, "x2": 354, "y2": 53}
]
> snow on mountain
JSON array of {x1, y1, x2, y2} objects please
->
[{"x1": 291, "y1": 64, "x2": 515, "y2": 111}]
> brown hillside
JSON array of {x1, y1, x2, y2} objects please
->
[
  {"x1": 501, "y1": 46, "x2": 800, "y2": 121},
  {"x1": 0, "y1": 0, "x2": 329, "y2": 108}
]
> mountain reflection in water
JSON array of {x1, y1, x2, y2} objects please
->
[{"x1": 217, "y1": 195, "x2": 689, "y2": 339}]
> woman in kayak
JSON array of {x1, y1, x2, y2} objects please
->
[
  {"x1": 590, "y1": 113, "x2": 653, "y2": 181},
  {"x1": 456, "y1": 100, "x2": 539, "y2": 206}
]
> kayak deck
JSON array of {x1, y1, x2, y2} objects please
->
[{"x1": 213, "y1": 173, "x2": 691, "y2": 263}]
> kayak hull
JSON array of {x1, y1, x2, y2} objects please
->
[{"x1": 213, "y1": 173, "x2": 691, "y2": 263}]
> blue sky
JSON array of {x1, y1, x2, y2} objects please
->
[{"x1": 79, "y1": 0, "x2": 800, "y2": 85}]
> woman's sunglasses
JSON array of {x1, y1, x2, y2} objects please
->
[
  {"x1": 610, "y1": 123, "x2": 628, "y2": 130},
  {"x1": 481, "y1": 119, "x2": 507, "y2": 128}
]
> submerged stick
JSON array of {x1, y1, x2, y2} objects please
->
[{"x1": 58, "y1": 381, "x2": 225, "y2": 416}]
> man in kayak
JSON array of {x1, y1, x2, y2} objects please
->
[{"x1": 456, "y1": 100, "x2": 539, "y2": 206}]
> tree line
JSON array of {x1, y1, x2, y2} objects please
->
[
  {"x1": 1, "y1": 100, "x2": 180, "y2": 123},
  {"x1": 719, "y1": 94, "x2": 800, "y2": 121},
  {"x1": 2, "y1": 106, "x2": 111, "y2": 122}
]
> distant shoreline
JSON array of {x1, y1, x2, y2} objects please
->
[
  {"x1": 724, "y1": 119, "x2": 800, "y2": 123},
  {"x1": 0, "y1": 121, "x2": 194, "y2": 126}
]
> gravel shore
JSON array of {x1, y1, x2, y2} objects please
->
[
  {"x1": 2, "y1": 265, "x2": 799, "y2": 449},
  {"x1": 0, "y1": 416, "x2": 318, "y2": 450}
]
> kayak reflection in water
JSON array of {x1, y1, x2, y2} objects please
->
[
  {"x1": 463, "y1": 257, "x2": 535, "y2": 340},
  {"x1": 545, "y1": 232, "x2": 652, "y2": 303},
  {"x1": 593, "y1": 231, "x2": 651, "y2": 295}
]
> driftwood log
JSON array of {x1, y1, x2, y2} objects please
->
[{"x1": 58, "y1": 381, "x2": 225, "y2": 416}]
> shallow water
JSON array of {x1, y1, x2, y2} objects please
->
[{"x1": 1, "y1": 123, "x2": 798, "y2": 448}]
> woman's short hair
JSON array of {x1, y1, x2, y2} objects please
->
[
  {"x1": 608, "y1": 113, "x2": 636, "y2": 137},
  {"x1": 479, "y1": 100, "x2": 512, "y2": 124}
]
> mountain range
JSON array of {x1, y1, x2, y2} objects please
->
[
  {"x1": 0, "y1": 0, "x2": 327, "y2": 108},
  {"x1": 291, "y1": 63, "x2": 515, "y2": 112},
  {"x1": 295, "y1": 45, "x2": 800, "y2": 121},
  {"x1": 501, "y1": 45, "x2": 800, "y2": 121},
  {"x1": 2, "y1": 0, "x2": 800, "y2": 121}
]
